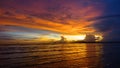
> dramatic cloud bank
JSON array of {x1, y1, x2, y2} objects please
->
[
  {"x1": 1, "y1": 0, "x2": 120, "y2": 42},
  {"x1": 0, "y1": 0, "x2": 104, "y2": 34}
]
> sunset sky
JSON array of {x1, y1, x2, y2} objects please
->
[{"x1": 0, "y1": 0, "x2": 120, "y2": 43}]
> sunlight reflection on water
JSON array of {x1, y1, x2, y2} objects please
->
[{"x1": 0, "y1": 43, "x2": 103, "y2": 68}]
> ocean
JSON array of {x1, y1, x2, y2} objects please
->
[{"x1": 0, "y1": 43, "x2": 120, "y2": 68}]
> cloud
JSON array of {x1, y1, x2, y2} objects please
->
[
  {"x1": 92, "y1": 0, "x2": 120, "y2": 42},
  {"x1": 93, "y1": 16, "x2": 120, "y2": 41},
  {"x1": 0, "y1": 0, "x2": 106, "y2": 42},
  {"x1": 1, "y1": 0, "x2": 120, "y2": 42},
  {"x1": 0, "y1": 0, "x2": 104, "y2": 35}
]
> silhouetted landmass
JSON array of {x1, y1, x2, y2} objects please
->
[{"x1": 1, "y1": 41, "x2": 120, "y2": 45}]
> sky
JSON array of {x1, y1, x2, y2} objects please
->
[{"x1": 0, "y1": 0, "x2": 120, "y2": 43}]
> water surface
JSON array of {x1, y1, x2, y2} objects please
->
[{"x1": 0, "y1": 43, "x2": 120, "y2": 68}]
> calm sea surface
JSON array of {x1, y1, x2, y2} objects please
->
[{"x1": 0, "y1": 43, "x2": 120, "y2": 68}]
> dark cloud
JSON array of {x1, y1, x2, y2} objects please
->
[
  {"x1": 94, "y1": 17, "x2": 120, "y2": 42},
  {"x1": 91, "y1": 0, "x2": 120, "y2": 42}
]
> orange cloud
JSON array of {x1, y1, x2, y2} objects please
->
[{"x1": 0, "y1": 0, "x2": 104, "y2": 35}]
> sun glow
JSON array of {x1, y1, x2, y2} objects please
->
[
  {"x1": 63, "y1": 34, "x2": 103, "y2": 42},
  {"x1": 95, "y1": 35, "x2": 103, "y2": 41},
  {"x1": 64, "y1": 35, "x2": 86, "y2": 41}
]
